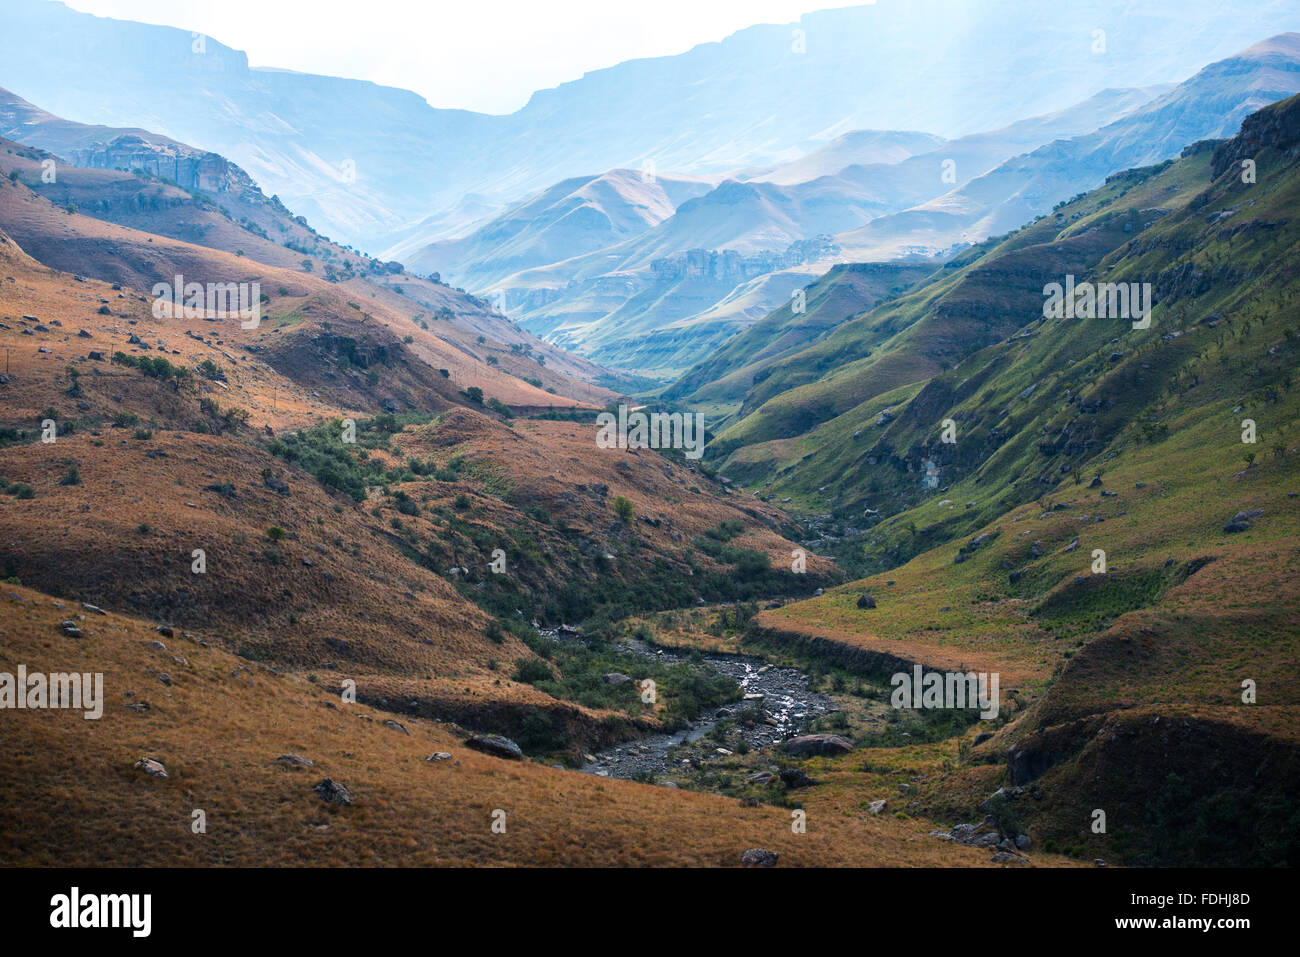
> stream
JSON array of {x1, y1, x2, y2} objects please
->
[{"x1": 559, "y1": 634, "x2": 836, "y2": 780}]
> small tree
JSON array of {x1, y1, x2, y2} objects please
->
[{"x1": 614, "y1": 495, "x2": 634, "y2": 523}]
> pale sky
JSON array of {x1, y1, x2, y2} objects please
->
[{"x1": 61, "y1": 0, "x2": 864, "y2": 115}]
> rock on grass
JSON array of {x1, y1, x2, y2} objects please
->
[{"x1": 464, "y1": 734, "x2": 523, "y2": 761}]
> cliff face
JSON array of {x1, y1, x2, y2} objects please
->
[
  {"x1": 650, "y1": 236, "x2": 838, "y2": 283},
  {"x1": 1212, "y1": 89, "x2": 1300, "y2": 180},
  {"x1": 69, "y1": 134, "x2": 248, "y2": 194}
]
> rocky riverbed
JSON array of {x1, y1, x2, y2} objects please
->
[{"x1": 572, "y1": 637, "x2": 836, "y2": 780}]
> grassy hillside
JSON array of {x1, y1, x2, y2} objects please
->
[
  {"x1": 0, "y1": 131, "x2": 839, "y2": 770},
  {"x1": 696, "y1": 93, "x2": 1300, "y2": 865}
]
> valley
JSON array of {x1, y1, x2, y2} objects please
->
[{"x1": 0, "y1": 0, "x2": 1297, "y2": 881}]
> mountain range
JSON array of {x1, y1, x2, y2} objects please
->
[{"x1": 4, "y1": 0, "x2": 1300, "y2": 251}]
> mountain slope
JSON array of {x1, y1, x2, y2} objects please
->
[
  {"x1": 0, "y1": 90, "x2": 621, "y2": 400},
  {"x1": 709, "y1": 92, "x2": 1300, "y2": 865}
]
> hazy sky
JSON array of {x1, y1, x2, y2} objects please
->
[{"x1": 62, "y1": 0, "x2": 863, "y2": 114}]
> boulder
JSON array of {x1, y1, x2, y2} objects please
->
[
  {"x1": 779, "y1": 768, "x2": 818, "y2": 789},
  {"x1": 464, "y1": 734, "x2": 523, "y2": 761},
  {"x1": 276, "y1": 753, "x2": 314, "y2": 768},
  {"x1": 134, "y1": 758, "x2": 168, "y2": 778},
  {"x1": 602, "y1": 673, "x2": 633, "y2": 686},
  {"x1": 784, "y1": 733, "x2": 853, "y2": 756},
  {"x1": 990, "y1": 851, "x2": 1029, "y2": 865},
  {"x1": 314, "y1": 778, "x2": 354, "y2": 805},
  {"x1": 425, "y1": 752, "x2": 453, "y2": 763},
  {"x1": 1225, "y1": 509, "x2": 1263, "y2": 533},
  {"x1": 740, "y1": 848, "x2": 779, "y2": 867},
  {"x1": 856, "y1": 593, "x2": 877, "y2": 610}
]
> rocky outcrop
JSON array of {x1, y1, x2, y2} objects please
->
[
  {"x1": 69, "y1": 134, "x2": 248, "y2": 194},
  {"x1": 1211, "y1": 93, "x2": 1300, "y2": 180}
]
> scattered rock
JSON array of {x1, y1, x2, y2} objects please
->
[
  {"x1": 779, "y1": 768, "x2": 818, "y2": 789},
  {"x1": 276, "y1": 754, "x2": 314, "y2": 768},
  {"x1": 740, "y1": 848, "x2": 779, "y2": 867},
  {"x1": 60, "y1": 620, "x2": 83, "y2": 638},
  {"x1": 1224, "y1": 509, "x2": 1263, "y2": 533},
  {"x1": 384, "y1": 720, "x2": 411, "y2": 735},
  {"x1": 990, "y1": 851, "x2": 1029, "y2": 865},
  {"x1": 134, "y1": 758, "x2": 168, "y2": 778},
  {"x1": 314, "y1": 778, "x2": 354, "y2": 805},
  {"x1": 426, "y1": 752, "x2": 453, "y2": 762},
  {"x1": 602, "y1": 672, "x2": 633, "y2": 686},
  {"x1": 867, "y1": 800, "x2": 887, "y2": 815}
]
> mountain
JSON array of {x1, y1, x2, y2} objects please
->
[
  {"x1": 0, "y1": 87, "x2": 620, "y2": 398},
  {"x1": 838, "y1": 33, "x2": 1300, "y2": 259},
  {"x1": 662, "y1": 261, "x2": 941, "y2": 413},
  {"x1": 4, "y1": 0, "x2": 1300, "y2": 249},
  {"x1": 734, "y1": 130, "x2": 949, "y2": 185},
  {"x1": 714, "y1": 92, "x2": 1300, "y2": 864},
  {"x1": 662, "y1": 34, "x2": 1300, "y2": 405},
  {"x1": 456, "y1": 86, "x2": 1176, "y2": 378},
  {"x1": 404, "y1": 169, "x2": 716, "y2": 289}
]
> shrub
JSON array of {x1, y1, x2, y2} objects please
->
[{"x1": 513, "y1": 658, "x2": 555, "y2": 684}]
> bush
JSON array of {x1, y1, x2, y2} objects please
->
[{"x1": 513, "y1": 658, "x2": 554, "y2": 684}]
